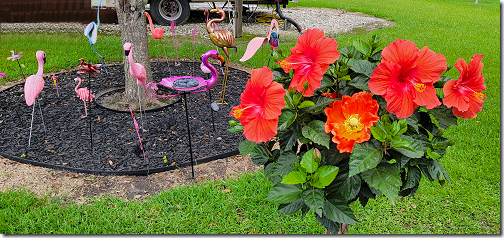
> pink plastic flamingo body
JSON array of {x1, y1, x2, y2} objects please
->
[
  {"x1": 7, "y1": 50, "x2": 23, "y2": 61},
  {"x1": 24, "y1": 51, "x2": 46, "y2": 106},
  {"x1": 123, "y1": 43, "x2": 146, "y2": 86},
  {"x1": 145, "y1": 50, "x2": 225, "y2": 99},
  {"x1": 74, "y1": 77, "x2": 94, "y2": 118},
  {"x1": 240, "y1": 19, "x2": 279, "y2": 62},
  {"x1": 145, "y1": 12, "x2": 164, "y2": 39}
]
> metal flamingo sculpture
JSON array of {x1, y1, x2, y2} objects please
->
[
  {"x1": 145, "y1": 50, "x2": 225, "y2": 99},
  {"x1": 123, "y1": 43, "x2": 147, "y2": 128},
  {"x1": 129, "y1": 107, "x2": 146, "y2": 160},
  {"x1": 24, "y1": 51, "x2": 47, "y2": 151},
  {"x1": 84, "y1": 0, "x2": 107, "y2": 71},
  {"x1": 74, "y1": 77, "x2": 95, "y2": 118},
  {"x1": 240, "y1": 19, "x2": 279, "y2": 62},
  {"x1": 7, "y1": 50, "x2": 26, "y2": 79},
  {"x1": 205, "y1": 8, "x2": 236, "y2": 104}
]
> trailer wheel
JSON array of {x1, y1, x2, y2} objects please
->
[{"x1": 149, "y1": 0, "x2": 190, "y2": 25}]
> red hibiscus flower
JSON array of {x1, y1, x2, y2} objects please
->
[
  {"x1": 443, "y1": 54, "x2": 486, "y2": 119},
  {"x1": 231, "y1": 67, "x2": 286, "y2": 143},
  {"x1": 278, "y1": 28, "x2": 339, "y2": 97},
  {"x1": 324, "y1": 91, "x2": 379, "y2": 153},
  {"x1": 78, "y1": 58, "x2": 101, "y2": 76},
  {"x1": 368, "y1": 39, "x2": 447, "y2": 119}
]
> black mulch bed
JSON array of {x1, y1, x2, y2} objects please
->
[{"x1": 0, "y1": 60, "x2": 248, "y2": 174}]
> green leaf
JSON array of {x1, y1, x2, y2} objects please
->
[
  {"x1": 390, "y1": 120, "x2": 402, "y2": 136},
  {"x1": 426, "y1": 159, "x2": 444, "y2": 181},
  {"x1": 265, "y1": 183, "x2": 303, "y2": 203},
  {"x1": 310, "y1": 165, "x2": 339, "y2": 189},
  {"x1": 360, "y1": 163, "x2": 402, "y2": 205},
  {"x1": 271, "y1": 151, "x2": 298, "y2": 177},
  {"x1": 353, "y1": 39, "x2": 372, "y2": 56},
  {"x1": 348, "y1": 60, "x2": 375, "y2": 77},
  {"x1": 347, "y1": 75, "x2": 370, "y2": 91},
  {"x1": 278, "y1": 110, "x2": 297, "y2": 131},
  {"x1": 392, "y1": 135, "x2": 427, "y2": 158},
  {"x1": 390, "y1": 137, "x2": 412, "y2": 149},
  {"x1": 403, "y1": 166, "x2": 421, "y2": 190},
  {"x1": 324, "y1": 198, "x2": 359, "y2": 224},
  {"x1": 302, "y1": 188, "x2": 324, "y2": 217},
  {"x1": 293, "y1": 93, "x2": 303, "y2": 106},
  {"x1": 282, "y1": 171, "x2": 307, "y2": 185},
  {"x1": 264, "y1": 162, "x2": 282, "y2": 184},
  {"x1": 250, "y1": 144, "x2": 270, "y2": 165},
  {"x1": 316, "y1": 214, "x2": 339, "y2": 234},
  {"x1": 397, "y1": 119, "x2": 408, "y2": 135},
  {"x1": 300, "y1": 148, "x2": 318, "y2": 173},
  {"x1": 433, "y1": 159, "x2": 451, "y2": 184},
  {"x1": 426, "y1": 147, "x2": 441, "y2": 159},
  {"x1": 302, "y1": 120, "x2": 331, "y2": 149},
  {"x1": 298, "y1": 101, "x2": 315, "y2": 109},
  {"x1": 277, "y1": 198, "x2": 304, "y2": 215},
  {"x1": 279, "y1": 130, "x2": 298, "y2": 152},
  {"x1": 238, "y1": 140, "x2": 257, "y2": 157},
  {"x1": 283, "y1": 92, "x2": 294, "y2": 109},
  {"x1": 339, "y1": 175, "x2": 362, "y2": 202},
  {"x1": 319, "y1": 74, "x2": 337, "y2": 89},
  {"x1": 370, "y1": 125, "x2": 387, "y2": 142},
  {"x1": 227, "y1": 124, "x2": 244, "y2": 133},
  {"x1": 428, "y1": 105, "x2": 458, "y2": 129},
  {"x1": 348, "y1": 140, "x2": 383, "y2": 177},
  {"x1": 304, "y1": 96, "x2": 334, "y2": 114}
]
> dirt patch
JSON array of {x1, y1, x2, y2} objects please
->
[{"x1": 0, "y1": 153, "x2": 261, "y2": 205}]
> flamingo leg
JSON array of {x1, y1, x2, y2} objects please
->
[
  {"x1": 137, "y1": 84, "x2": 145, "y2": 130},
  {"x1": 81, "y1": 100, "x2": 88, "y2": 118},
  {"x1": 16, "y1": 60, "x2": 26, "y2": 80},
  {"x1": 218, "y1": 59, "x2": 229, "y2": 104},
  {"x1": 27, "y1": 100, "x2": 36, "y2": 151},
  {"x1": 37, "y1": 98, "x2": 47, "y2": 134}
]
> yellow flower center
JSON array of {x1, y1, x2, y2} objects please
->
[
  {"x1": 414, "y1": 83, "x2": 426, "y2": 92},
  {"x1": 344, "y1": 114, "x2": 364, "y2": 134},
  {"x1": 278, "y1": 60, "x2": 292, "y2": 69},
  {"x1": 474, "y1": 92, "x2": 486, "y2": 100},
  {"x1": 232, "y1": 105, "x2": 254, "y2": 119}
]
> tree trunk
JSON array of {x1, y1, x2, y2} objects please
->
[{"x1": 115, "y1": 0, "x2": 151, "y2": 110}]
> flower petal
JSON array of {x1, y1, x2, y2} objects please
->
[
  {"x1": 369, "y1": 61, "x2": 401, "y2": 95},
  {"x1": 381, "y1": 39, "x2": 419, "y2": 71},
  {"x1": 412, "y1": 46, "x2": 446, "y2": 84},
  {"x1": 243, "y1": 117, "x2": 278, "y2": 143},
  {"x1": 412, "y1": 83, "x2": 441, "y2": 109}
]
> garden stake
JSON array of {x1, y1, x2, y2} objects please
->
[
  {"x1": 182, "y1": 92, "x2": 195, "y2": 179},
  {"x1": 129, "y1": 107, "x2": 146, "y2": 160}
]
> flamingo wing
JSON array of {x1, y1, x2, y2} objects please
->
[
  {"x1": 134, "y1": 63, "x2": 147, "y2": 86},
  {"x1": 240, "y1": 37, "x2": 268, "y2": 62},
  {"x1": 84, "y1": 22, "x2": 97, "y2": 45},
  {"x1": 77, "y1": 88, "x2": 94, "y2": 102},
  {"x1": 24, "y1": 75, "x2": 45, "y2": 106}
]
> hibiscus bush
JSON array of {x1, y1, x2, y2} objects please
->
[{"x1": 228, "y1": 29, "x2": 486, "y2": 234}]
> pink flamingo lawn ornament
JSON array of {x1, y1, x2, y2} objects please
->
[
  {"x1": 24, "y1": 51, "x2": 47, "y2": 151},
  {"x1": 145, "y1": 12, "x2": 169, "y2": 59},
  {"x1": 123, "y1": 42, "x2": 147, "y2": 127},
  {"x1": 240, "y1": 19, "x2": 279, "y2": 62},
  {"x1": 7, "y1": 50, "x2": 26, "y2": 79},
  {"x1": 146, "y1": 49, "x2": 225, "y2": 178},
  {"x1": 74, "y1": 77, "x2": 95, "y2": 118},
  {"x1": 128, "y1": 107, "x2": 146, "y2": 160},
  {"x1": 0, "y1": 72, "x2": 6, "y2": 96}
]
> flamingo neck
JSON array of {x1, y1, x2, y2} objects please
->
[
  {"x1": 146, "y1": 13, "x2": 155, "y2": 33},
  {"x1": 202, "y1": 55, "x2": 219, "y2": 90},
  {"x1": 75, "y1": 79, "x2": 81, "y2": 92},
  {"x1": 207, "y1": 14, "x2": 224, "y2": 33},
  {"x1": 127, "y1": 53, "x2": 137, "y2": 74},
  {"x1": 36, "y1": 57, "x2": 44, "y2": 76}
]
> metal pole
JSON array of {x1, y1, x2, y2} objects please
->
[{"x1": 183, "y1": 93, "x2": 195, "y2": 178}]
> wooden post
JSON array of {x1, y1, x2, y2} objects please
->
[{"x1": 234, "y1": 0, "x2": 243, "y2": 38}]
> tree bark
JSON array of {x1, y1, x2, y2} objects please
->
[{"x1": 115, "y1": 0, "x2": 152, "y2": 110}]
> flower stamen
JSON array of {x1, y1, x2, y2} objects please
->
[
  {"x1": 232, "y1": 105, "x2": 254, "y2": 119},
  {"x1": 344, "y1": 114, "x2": 364, "y2": 134},
  {"x1": 414, "y1": 83, "x2": 427, "y2": 92},
  {"x1": 461, "y1": 85, "x2": 486, "y2": 100}
]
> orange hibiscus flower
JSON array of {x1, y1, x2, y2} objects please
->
[
  {"x1": 324, "y1": 91, "x2": 379, "y2": 153},
  {"x1": 443, "y1": 54, "x2": 486, "y2": 119},
  {"x1": 368, "y1": 39, "x2": 446, "y2": 119},
  {"x1": 278, "y1": 28, "x2": 339, "y2": 97},
  {"x1": 231, "y1": 67, "x2": 286, "y2": 143}
]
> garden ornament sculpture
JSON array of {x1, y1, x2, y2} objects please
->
[
  {"x1": 84, "y1": 0, "x2": 107, "y2": 71},
  {"x1": 77, "y1": 58, "x2": 101, "y2": 150},
  {"x1": 24, "y1": 51, "x2": 47, "y2": 151},
  {"x1": 74, "y1": 77, "x2": 95, "y2": 118},
  {"x1": 128, "y1": 107, "x2": 146, "y2": 160},
  {"x1": 123, "y1": 42, "x2": 147, "y2": 128},
  {"x1": 7, "y1": 50, "x2": 26, "y2": 79},
  {"x1": 0, "y1": 72, "x2": 6, "y2": 96},
  {"x1": 205, "y1": 8, "x2": 236, "y2": 104},
  {"x1": 240, "y1": 19, "x2": 279, "y2": 62},
  {"x1": 146, "y1": 49, "x2": 225, "y2": 178},
  {"x1": 145, "y1": 12, "x2": 165, "y2": 39},
  {"x1": 51, "y1": 74, "x2": 59, "y2": 97}
]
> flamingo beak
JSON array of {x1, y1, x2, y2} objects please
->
[
  {"x1": 217, "y1": 55, "x2": 226, "y2": 66},
  {"x1": 210, "y1": 9, "x2": 218, "y2": 13},
  {"x1": 43, "y1": 56, "x2": 46, "y2": 64},
  {"x1": 124, "y1": 49, "x2": 130, "y2": 56}
]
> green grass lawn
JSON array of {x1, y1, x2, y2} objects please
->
[{"x1": 0, "y1": 0, "x2": 500, "y2": 234}]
